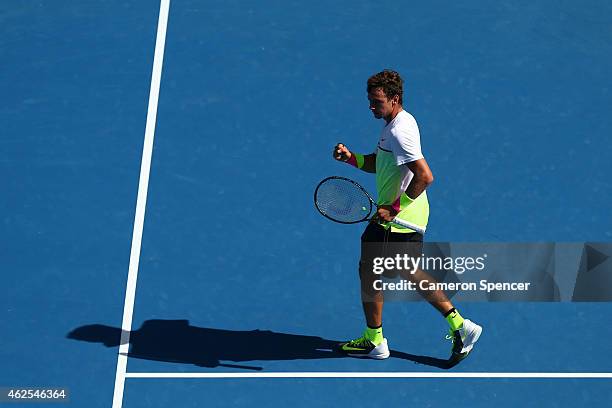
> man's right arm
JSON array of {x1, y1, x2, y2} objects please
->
[{"x1": 333, "y1": 143, "x2": 376, "y2": 173}]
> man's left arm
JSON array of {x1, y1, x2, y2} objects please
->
[{"x1": 404, "y1": 158, "x2": 434, "y2": 200}]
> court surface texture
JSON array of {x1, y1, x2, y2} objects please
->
[{"x1": 2, "y1": 1, "x2": 612, "y2": 406}]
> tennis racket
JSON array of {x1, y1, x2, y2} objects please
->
[{"x1": 313, "y1": 176, "x2": 426, "y2": 234}]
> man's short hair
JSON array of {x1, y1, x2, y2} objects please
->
[{"x1": 367, "y1": 70, "x2": 403, "y2": 105}]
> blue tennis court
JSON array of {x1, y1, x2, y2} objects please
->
[{"x1": 2, "y1": 0, "x2": 612, "y2": 406}]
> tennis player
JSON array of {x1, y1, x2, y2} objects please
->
[{"x1": 333, "y1": 70, "x2": 482, "y2": 362}]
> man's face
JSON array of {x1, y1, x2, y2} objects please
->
[{"x1": 368, "y1": 88, "x2": 397, "y2": 119}]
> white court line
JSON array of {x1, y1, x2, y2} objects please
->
[
  {"x1": 112, "y1": 1, "x2": 170, "y2": 407},
  {"x1": 125, "y1": 372, "x2": 612, "y2": 379}
]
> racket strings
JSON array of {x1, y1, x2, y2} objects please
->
[{"x1": 315, "y1": 178, "x2": 372, "y2": 223}]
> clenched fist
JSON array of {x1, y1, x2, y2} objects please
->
[{"x1": 333, "y1": 143, "x2": 352, "y2": 162}]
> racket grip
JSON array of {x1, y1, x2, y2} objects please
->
[{"x1": 391, "y1": 217, "x2": 427, "y2": 234}]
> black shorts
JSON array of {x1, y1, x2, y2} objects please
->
[{"x1": 359, "y1": 222, "x2": 424, "y2": 281}]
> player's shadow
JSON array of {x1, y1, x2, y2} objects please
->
[
  {"x1": 391, "y1": 350, "x2": 461, "y2": 369},
  {"x1": 67, "y1": 319, "x2": 457, "y2": 370}
]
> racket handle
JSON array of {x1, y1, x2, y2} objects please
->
[{"x1": 391, "y1": 217, "x2": 427, "y2": 234}]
